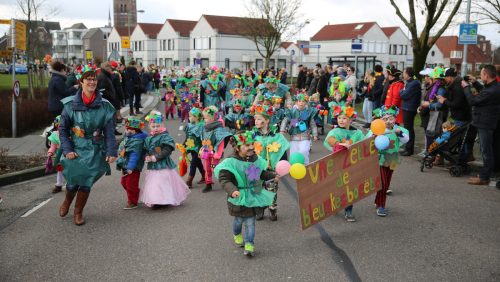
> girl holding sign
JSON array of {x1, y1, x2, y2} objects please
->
[
  {"x1": 367, "y1": 106, "x2": 409, "y2": 217},
  {"x1": 323, "y1": 105, "x2": 365, "y2": 222}
]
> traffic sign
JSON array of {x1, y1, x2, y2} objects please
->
[
  {"x1": 13, "y1": 80, "x2": 20, "y2": 97},
  {"x1": 14, "y1": 21, "x2": 26, "y2": 50},
  {"x1": 351, "y1": 39, "x2": 363, "y2": 53},
  {"x1": 85, "y1": 50, "x2": 93, "y2": 60},
  {"x1": 0, "y1": 19, "x2": 11, "y2": 25},
  {"x1": 300, "y1": 44, "x2": 321, "y2": 49},
  {"x1": 121, "y1": 36, "x2": 130, "y2": 49},
  {"x1": 0, "y1": 50, "x2": 12, "y2": 57},
  {"x1": 458, "y1": 23, "x2": 478, "y2": 44}
]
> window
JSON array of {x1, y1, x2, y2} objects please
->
[
  {"x1": 172, "y1": 40, "x2": 175, "y2": 50},
  {"x1": 225, "y1": 58, "x2": 230, "y2": 69},
  {"x1": 208, "y1": 37, "x2": 211, "y2": 50},
  {"x1": 399, "y1": 45, "x2": 404, "y2": 55},
  {"x1": 255, "y1": 59, "x2": 263, "y2": 71},
  {"x1": 278, "y1": 59, "x2": 286, "y2": 69},
  {"x1": 124, "y1": 4, "x2": 127, "y2": 12},
  {"x1": 134, "y1": 41, "x2": 137, "y2": 51},
  {"x1": 354, "y1": 24, "x2": 364, "y2": 30},
  {"x1": 450, "y1": 51, "x2": 462, "y2": 59},
  {"x1": 165, "y1": 58, "x2": 173, "y2": 67},
  {"x1": 431, "y1": 50, "x2": 435, "y2": 57},
  {"x1": 389, "y1": 44, "x2": 391, "y2": 54},
  {"x1": 392, "y1": 44, "x2": 397, "y2": 55},
  {"x1": 139, "y1": 41, "x2": 142, "y2": 51},
  {"x1": 193, "y1": 39, "x2": 196, "y2": 49},
  {"x1": 404, "y1": 45, "x2": 408, "y2": 55},
  {"x1": 168, "y1": 39, "x2": 171, "y2": 50},
  {"x1": 186, "y1": 58, "x2": 190, "y2": 66}
]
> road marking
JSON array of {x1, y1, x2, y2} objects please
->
[{"x1": 21, "y1": 198, "x2": 52, "y2": 218}]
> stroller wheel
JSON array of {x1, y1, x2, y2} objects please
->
[
  {"x1": 449, "y1": 166, "x2": 462, "y2": 177},
  {"x1": 424, "y1": 161, "x2": 433, "y2": 169}
]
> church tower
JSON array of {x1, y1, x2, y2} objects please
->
[{"x1": 113, "y1": 0, "x2": 137, "y2": 28}]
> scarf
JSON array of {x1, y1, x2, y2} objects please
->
[{"x1": 82, "y1": 91, "x2": 96, "y2": 106}]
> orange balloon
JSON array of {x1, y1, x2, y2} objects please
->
[{"x1": 370, "y1": 119, "x2": 386, "y2": 135}]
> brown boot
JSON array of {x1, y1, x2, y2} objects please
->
[
  {"x1": 186, "y1": 175, "x2": 194, "y2": 188},
  {"x1": 59, "y1": 190, "x2": 76, "y2": 217},
  {"x1": 74, "y1": 191, "x2": 90, "y2": 226}
]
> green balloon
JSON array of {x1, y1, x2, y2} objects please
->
[{"x1": 289, "y1": 152, "x2": 305, "y2": 165}]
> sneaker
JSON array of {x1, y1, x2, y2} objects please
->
[
  {"x1": 123, "y1": 203, "x2": 138, "y2": 210},
  {"x1": 344, "y1": 211, "x2": 356, "y2": 222},
  {"x1": 243, "y1": 243, "x2": 254, "y2": 257},
  {"x1": 377, "y1": 207, "x2": 387, "y2": 217},
  {"x1": 233, "y1": 234, "x2": 244, "y2": 247},
  {"x1": 386, "y1": 189, "x2": 393, "y2": 195}
]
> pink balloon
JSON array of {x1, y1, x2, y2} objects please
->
[{"x1": 276, "y1": 160, "x2": 291, "y2": 176}]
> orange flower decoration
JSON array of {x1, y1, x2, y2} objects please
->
[
  {"x1": 72, "y1": 126, "x2": 85, "y2": 138},
  {"x1": 345, "y1": 107, "x2": 354, "y2": 118},
  {"x1": 255, "y1": 105, "x2": 264, "y2": 113},
  {"x1": 254, "y1": 142, "x2": 263, "y2": 155}
]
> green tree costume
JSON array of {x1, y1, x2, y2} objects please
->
[
  {"x1": 253, "y1": 125, "x2": 290, "y2": 169},
  {"x1": 144, "y1": 131, "x2": 177, "y2": 170},
  {"x1": 214, "y1": 156, "x2": 275, "y2": 207},
  {"x1": 323, "y1": 127, "x2": 365, "y2": 151}
]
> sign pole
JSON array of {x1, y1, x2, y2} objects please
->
[
  {"x1": 11, "y1": 19, "x2": 17, "y2": 138},
  {"x1": 461, "y1": 0, "x2": 472, "y2": 75}
]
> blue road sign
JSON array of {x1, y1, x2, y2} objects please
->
[
  {"x1": 351, "y1": 39, "x2": 363, "y2": 53},
  {"x1": 458, "y1": 23, "x2": 478, "y2": 44},
  {"x1": 300, "y1": 44, "x2": 321, "y2": 48}
]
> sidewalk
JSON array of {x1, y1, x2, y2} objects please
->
[{"x1": 0, "y1": 93, "x2": 160, "y2": 157}]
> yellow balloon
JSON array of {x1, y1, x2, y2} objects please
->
[
  {"x1": 371, "y1": 119, "x2": 386, "y2": 135},
  {"x1": 290, "y1": 163, "x2": 307, "y2": 180}
]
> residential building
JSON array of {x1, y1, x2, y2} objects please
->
[
  {"x1": 189, "y1": 14, "x2": 277, "y2": 70},
  {"x1": 277, "y1": 41, "x2": 308, "y2": 77},
  {"x1": 426, "y1": 35, "x2": 491, "y2": 73},
  {"x1": 129, "y1": 23, "x2": 163, "y2": 66},
  {"x1": 107, "y1": 26, "x2": 128, "y2": 62},
  {"x1": 157, "y1": 19, "x2": 197, "y2": 67},
  {"x1": 82, "y1": 27, "x2": 111, "y2": 63},
  {"x1": 309, "y1": 22, "x2": 412, "y2": 77},
  {"x1": 51, "y1": 23, "x2": 88, "y2": 64}
]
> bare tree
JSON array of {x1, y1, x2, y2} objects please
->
[
  {"x1": 390, "y1": 0, "x2": 463, "y2": 75},
  {"x1": 17, "y1": 0, "x2": 60, "y2": 98},
  {"x1": 245, "y1": 0, "x2": 305, "y2": 68},
  {"x1": 470, "y1": 0, "x2": 500, "y2": 24}
]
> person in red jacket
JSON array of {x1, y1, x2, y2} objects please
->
[{"x1": 384, "y1": 67, "x2": 404, "y2": 124}]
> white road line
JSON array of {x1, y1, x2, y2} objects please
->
[{"x1": 21, "y1": 198, "x2": 52, "y2": 218}]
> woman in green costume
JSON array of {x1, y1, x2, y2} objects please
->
[
  {"x1": 251, "y1": 104, "x2": 290, "y2": 221},
  {"x1": 58, "y1": 69, "x2": 117, "y2": 226},
  {"x1": 215, "y1": 130, "x2": 279, "y2": 257}
]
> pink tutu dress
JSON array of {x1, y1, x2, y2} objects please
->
[{"x1": 140, "y1": 129, "x2": 190, "y2": 207}]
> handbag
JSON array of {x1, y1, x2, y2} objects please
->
[{"x1": 426, "y1": 110, "x2": 442, "y2": 137}]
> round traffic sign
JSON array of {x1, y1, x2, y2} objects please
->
[{"x1": 13, "y1": 80, "x2": 20, "y2": 97}]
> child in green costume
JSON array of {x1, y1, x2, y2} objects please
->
[{"x1": 215, "y1": 130, "x2": 280, "y2": 257}]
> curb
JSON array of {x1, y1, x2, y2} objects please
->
[{"x1": 0, "y1": 94, "x2": 161, "y2": 188}]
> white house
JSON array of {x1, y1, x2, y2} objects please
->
[
  {"x1": 309, "y1": 22, "x2": 412, "y2": 77},
  {"x1": 157, "y1": 19, "x2": 197, "y2": 67},
  {"x1": 130, "y1": 23, "x2": 163, "y2": 66},
  {"x1": 276, "y1": 41, "x2": 309, "y2": 77},
  {"x1": 189, "y1": 14, "x2": 280, "y2": 71},
  {"x1": 51, "y1": 23, "x2": 88, "y2": 64},
  {"x1": 381, "y1": 27, "x2": 414, "y2": 69},
  {"x1": 107, "y1": 26, "x2": 128, "y2": 61}
]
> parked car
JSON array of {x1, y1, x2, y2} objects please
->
[
  {"x1": 0, "y1": 63, "x2": 9, "y2": 74},
  {"x1": 9, "y1": 64, "x2": 28, "y2": 74}
]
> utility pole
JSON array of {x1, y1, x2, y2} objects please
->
[
  {"x1": 461, "y1": 0, "x2": 472, "y2": 75},
  {"x1": 11, "y1": 19, "x2": 17, "y2": 137}
]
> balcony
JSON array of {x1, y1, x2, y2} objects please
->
[{"x1": 53, "y1": 39, "x2": 67, "y2": 46}]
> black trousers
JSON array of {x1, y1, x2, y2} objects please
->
[
  {"x1": 129, "y1": 92, "x2": 141, "y2": 111},
  {"x1": 403, "y1": 110, "x2": 417, "y2": 153}
]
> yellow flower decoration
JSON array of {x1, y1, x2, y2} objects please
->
[
  {"x1": 72, "y1": 126, "x2": 85, "y2": 138},
  {"x1": 267, "y1": 142, "x2": 281, "y2": 153},
  {"x1": 254, "y1": 142, "x2": 263, "y2": 155},
  {"x1": 185, "y1": 138, "x2": 195, "y2": 149},
  {"x1": 202, "y1": 139, "x2": 213, "y2": 151}
]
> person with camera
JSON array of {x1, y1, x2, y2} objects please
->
[{"x1": 462, "y1": 65, "x2": 500, "y2": 185}]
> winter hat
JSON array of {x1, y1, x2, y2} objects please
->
[
  {"x1": 387, "y1": 67, "x2": 402, "y2": 77},
  {"x1": 189, "y1": 107, "x2": 202, "y2": 118},
  {"x1": 331, "y1": 105, "x2": 357, "y2": 119},
  {"x1": 232, "y1": 130, "x2": 256, "y2": 146},
  {"x1": 202, "y1": 105, "x2": 218, "y2": 117},
  {"x1": 373, "y1": 105, "x2": 399, "y2": 118},
  {"x1": 419, "y1": 68, "x2": 433, "y2": 76},
  {"x1": 250, "y1": 105, "x2": 274, "y2": 119},
  {"x1": 430, "y1": 67, "x2": 445, "y2": 79},
  {"x1": 444, "y1": 68, "x2": 457, "y2": 77}
]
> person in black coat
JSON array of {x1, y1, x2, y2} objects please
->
[
  {"x1": 463, "y1": 65, "x2": 500, "y2": 185},
  {"x1": 48, "y1": 61, "x2": 78, "y2": 117},
  {"x1": 316, "y1": 69, "x2": 329, "y2": 105},
  {"x1": 125, "y1": 61, "x2": 143, "y2": 115},
  {"x1": 399, "y1": 67, "x2": 421, "y2": 156},
  {"x1": 371, "y1": 65, "x2": 385, "y2": 109},
  {"x1": 296, "y1": 65, "x2": 306, "y2": 90}
]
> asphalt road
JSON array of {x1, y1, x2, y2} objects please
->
[{"x1": 0, "y1": 107, "x2": 499, "y2": 282}]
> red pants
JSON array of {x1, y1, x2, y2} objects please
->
[
  {"x1": 165, "y1": 103, "x2": 175, "y2": 118},
  {"x1": 121, "y1": 170, "x2": 141, "y2": 205},
  {"x1": 374, "y1": 166, "x2": 394, "y2": 209},
  {"x1": 203, "y1": 158, "x2": 220, "y2": 185}
]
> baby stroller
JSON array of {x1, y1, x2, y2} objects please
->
[{"x1": 420, "y1": 123, "x2": 471, "y2": 177}]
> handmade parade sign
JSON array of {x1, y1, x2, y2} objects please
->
[{"x1": 296, "y1": 137, "x2": 380, "y2": 230}]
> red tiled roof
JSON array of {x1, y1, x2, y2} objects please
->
[
  {"x1": 167, "y1": 19, "x2": 196, "y2": 37},
  {"x1": 137, "y1": 23, "x2": 163, "y2": 39},
  {"x1": 114, "y1": 27, "x2": 129, "y2": 37},
  {"x1": 202, "y1": 14, "x2": 272, "y2": 36},
  {"x1": 281, "y1": 42, "x2": 293, "y2": 49},
  {"x1": 381, "y1": 27, "x2": 398, "y2": 37},
  {"x1": 310, "y1": 22, "x2": 377, "y2": 41},
  {"x1": 434, "y1": 36, "x2": 490, "y2": 64}
]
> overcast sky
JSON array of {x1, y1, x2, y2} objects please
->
[{"x1": 1, "y1": 0, "x2": 498, "y2": 46}]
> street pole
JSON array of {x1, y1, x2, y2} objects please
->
[
  {"x1": 11, "y1": 19, "x2": 17, "y2": 138},
  {"x1": 461, "y1": 0, "x2": 471, "y2": 75},
  {"x1": 127, "y1": 13, "x2": 131, "y2": 64}
]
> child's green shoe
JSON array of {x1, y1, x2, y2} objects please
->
[
  {"x1": 243, "y1": 243, "x2": 254, "y2": 257},
  {"x1": 233, "y1": 234, "x2": 244, "y2": 247}
]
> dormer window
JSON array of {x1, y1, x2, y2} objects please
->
[{"x1": 354, "y1": 24, "x2": 363, "y2": 30}]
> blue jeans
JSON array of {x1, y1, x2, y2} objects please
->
[
  {"x1": 478, "y1": 128, "x2": 495, "y2": 180},
  {"x1": 66, "y1": 185, "x2": 91, "y2": 192},
  {"x1": 362, "y1": 98, "x2": 373, "y2": 123},
  {"x1": 233, "y1": 216, "x2": 255, "y2": 245}
]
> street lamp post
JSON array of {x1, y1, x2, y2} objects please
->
[{"x1": 298, "y1": 20, "x2": 310, "y2": 67}]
